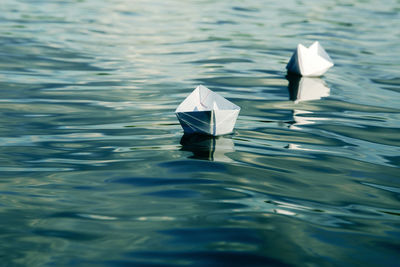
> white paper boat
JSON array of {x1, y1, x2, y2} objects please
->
[
  {"x1": 288, "y1": 75, "x2": 330, "y2": 103},
  {"x1": 175, "y1": 85, "x2": 240, "y2": 136},
  {"x1": 286, "y1": 41, "x2": 334, "y2": 77}
]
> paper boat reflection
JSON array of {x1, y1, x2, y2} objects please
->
[
  {"x1": 286, "y1": 41, "x2": 334, "y2": 77},
  {"x1": 287, "y1": 74, "x2": 330, "y2": 103},
  {"x1": 289, "y1": 108, "x2": 330, "y2": 130},
  {"x1": 176, "y1": 85, "x2": 240, "y2": 136},
  {"x1": 180, "y1": 134, "x2": 234, "y2": 162}
]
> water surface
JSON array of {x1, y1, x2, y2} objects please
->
[{"x1": 0, "y1": 0, "x2": 399, "y2": 266}]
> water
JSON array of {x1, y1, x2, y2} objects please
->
[{"x1": 1, "y1": 0, "x2": 399, "y2": 266}]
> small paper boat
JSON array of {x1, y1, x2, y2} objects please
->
[
  {"x1": 287, "y1": 74, "x2": 330, "y2": 103},
  {"x1": 175, "y1": 85, "x2": 240, "y2": 136},
  {"x1": 286, "y1": 41, "x2": 334, "y2": 77}
]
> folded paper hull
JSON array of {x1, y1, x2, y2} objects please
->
[
  {"x1": 286, "y1": 41, "x2": 334, "y2": 77},
  {"x1": 176, "y1": 85, "x2": 240, "y2": 136},
  {"x1": 176, "y1": 109, "x2": 239, "y2": 136}
]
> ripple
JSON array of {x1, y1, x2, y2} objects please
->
[
  {"x1": 197, "y1": 76, "x2": 287, "y2": 88},
  {"x1": 188, "y1": 58, "x2": 253, "y2": 64},
  {"x1": 106, "y1": 176, "x2": 218, "y2": 186},
  {"x1": 121, "y1": 251, "x2": 286, "y2": 267},
  {"x1": 371, "y1": 77, "x2": 400, "y2": 93},
  {"x1": 362, "y1": 182, "x2": 400, "y2": 194},
  {"x1": 49, "y1": 212, "x2": 118, "y2": 221},
  {"x1": 0, "y1": 167, "x2": 73, "y2": 172},
  {"x1": 33, "y1": 229, "x2": 101, "y2": 241},
  {"x1": 315, "y1": 124, "x2": 400, "y2": 147},
  {"x1": 145, "y1": 189, "x2": 202, "y2": 198},
  {"x1": 220, "y1": 188, "x2": 400, "y2": 227}
]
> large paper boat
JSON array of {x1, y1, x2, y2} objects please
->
[
  {"x1": 175, "y1": 85, "x2": 240, "y2": 136},
  {"x1": 286, "y1": 41, "x2": 334, "y2": 77}
]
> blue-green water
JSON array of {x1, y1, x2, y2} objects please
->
[{"x1": 1, "y1": 0, "x2": 400, "y2": 266}]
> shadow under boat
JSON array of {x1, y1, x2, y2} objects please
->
[
  {"x1": 286, "y1": 73, "x2": 330, "y2": 103},
  {"x1": 180, "y1": 133, "x2": 235, "y2": 162}
]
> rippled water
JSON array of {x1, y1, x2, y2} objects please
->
[{"x1": 1, "y1": 0, "x2": 400, "y2": 266}]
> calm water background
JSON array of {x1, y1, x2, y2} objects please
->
[{"x1": 1, "y1": 0, "x2": 399, "y2": 266}]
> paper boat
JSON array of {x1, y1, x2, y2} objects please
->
[
  {"x1": 175, "y1": 85, "x2": 240, "y2": 136},
  {"x1": 287, "y1": 74, "x2": 330, "y2": 103},
  {"x1": 286, "y1": 41, "x2": 334, "y2": 77}
]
